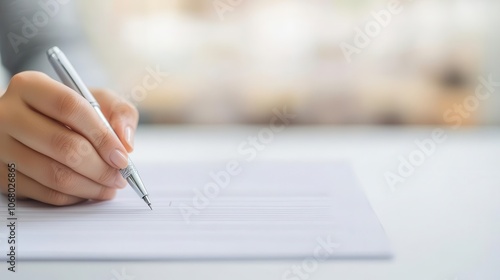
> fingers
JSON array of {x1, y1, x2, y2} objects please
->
[
  {"x1": 10, "y1": 72, "x2": 129, "y2": 169},
  {"x1": 92, "y1": 88, "x2": 139, "y2": 152},
  {"x1": 0, "y1": 137, "x2": 121, "y2": 201},
  {"x1": 5, "y1": 107, "x2": 128, "y2": 189},
  {"x1": 0, "y1": 72, "x2": 132, "y2": 207},
  {"x1": 0, "y1": 162, "x2": 86, "y2": 206}
]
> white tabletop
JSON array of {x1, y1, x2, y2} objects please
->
[{"x1": 6, "y1": 125, "x2": 500, "y2": 280}]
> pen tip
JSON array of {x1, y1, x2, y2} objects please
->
[{"x1": 142, "y1": 195, "x2": 152, "y2": 210}]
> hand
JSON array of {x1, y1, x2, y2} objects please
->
[{"x1": 0, "y1": 71, "x2": 139, "y2": 206}]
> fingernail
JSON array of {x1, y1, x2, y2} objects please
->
[
  {"x1": 110, "y1": 149, "x2": 128, "y2": 169},
  {"x1": 125, "y1": 126, "x2": 134, "y2": 148},
  {"x1": 115, "y1": 174, "x2": 128, "y2": 189}
]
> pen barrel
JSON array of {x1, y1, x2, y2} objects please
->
[
  {"x1": 92, "y1": 105, "x2": 114, "y2": 131},
  {"x1": 48, "y1": 46, "x2": 151, "y2": 206},
  {"x1": 47, "y1": 47, "x2": 98, "y2": 104}
]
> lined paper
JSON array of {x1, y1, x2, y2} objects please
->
[{"x1": 0, "y1": 161, "x2": 391, "y2": 260}]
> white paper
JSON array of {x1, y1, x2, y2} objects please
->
[{"x1": 0, "y1": 161, "x2": 391, "y2": 260}]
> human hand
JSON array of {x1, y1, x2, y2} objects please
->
[{"x1": 0, "y1": 71, "x2": 139, "y2": 206}]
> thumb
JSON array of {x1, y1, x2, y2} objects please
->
[{"x1": 91, "y1": 88, "x2": 139, "y2": 153}]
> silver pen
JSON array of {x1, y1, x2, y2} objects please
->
[{"x1": 47, "y1": 46, "x2": 152, "y2": 210}]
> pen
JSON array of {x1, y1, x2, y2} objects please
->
[{"x1": 47, "y1": 46, "x2": 152, "y2": 210}]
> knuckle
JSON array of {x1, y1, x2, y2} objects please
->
[
  {"x1": 98, "y1": 167, "x2": 116, "y2": 186},
  {"x1": 46, "y1": 189, "x2": 73, "y2": 206},
  {"x1": 129, "y1": 105, "x2": 139, "y2": 120},
  {"x1": 128, "y1": 102, "x2": 139, "y2": 118},
  {"x1": 91, "y1": 126, "x2": 111, "y2": 151},
  {"x1": 9, "y1": 71, "x2": 48, "y2": 92},
  {"x1": 9, "y1": 73, "x2": 27, "y2": 89},
  {"x1": 50, "y1": 163, "x2": 75, "y2": 191},
  {"x1": 91, "y1": 88, "x2": 112, "y2": 99},
  {"x1": 52, "y1": 131, "x2": 85, "y2": 159},
  {"x1": 114, "y1": 99, "x2": 139, "y2": 118},
  {"x1": 10, "y1": 71, "x2": 37, "y2": 87},
  {"x1": 58, "y1": 93, "x2": 83, "y2": 120},
  {"x1": 95, "y1": 187, "x2": 116, "y2": 201}
]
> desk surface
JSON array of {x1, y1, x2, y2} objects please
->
[{"x1": 5, "y1": 126, "x2": 500, "y2": 280}]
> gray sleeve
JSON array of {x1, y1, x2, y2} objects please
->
[{"x1": 0, "y1": 0, "x2": 108, "y2": 86}]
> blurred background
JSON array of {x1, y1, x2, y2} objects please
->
[{"x1": 5, "y1": 0, "x2": 500, "y2": 125}]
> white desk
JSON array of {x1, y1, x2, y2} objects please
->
[{"x1": 5, "y1": 126, "x2": 500, "y2": 280}]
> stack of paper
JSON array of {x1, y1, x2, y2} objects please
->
[{"x1": 0, "y1": 161, "x2": 391, "y2": 260}]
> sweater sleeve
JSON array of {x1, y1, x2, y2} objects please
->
[{"x1": 0, "y1": 0, "x2": 108, "y2": 87}]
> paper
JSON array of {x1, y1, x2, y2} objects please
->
[{"x1": 0, "y1": 161, "x2": 391, "y2": 260}]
